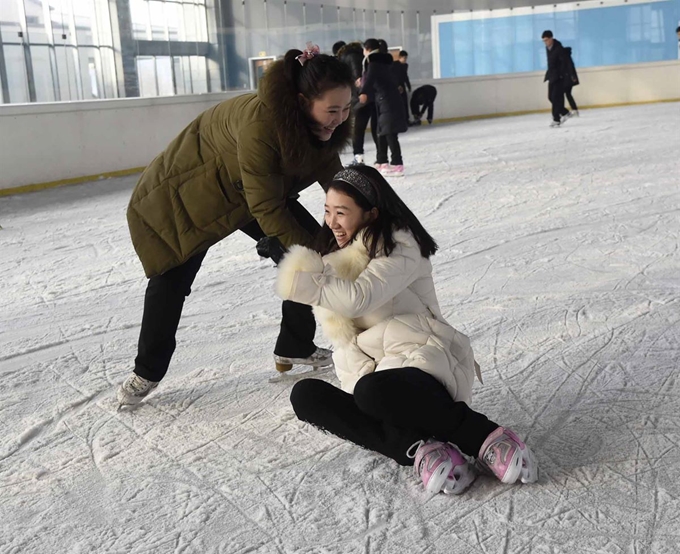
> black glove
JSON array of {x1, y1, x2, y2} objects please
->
[{"x1": 256, "y1": 237, "x2": 287, "y2": 265}]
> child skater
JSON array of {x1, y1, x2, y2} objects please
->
[{"x1": 276, "y1": 166, "x2": 538, "y2": 494}]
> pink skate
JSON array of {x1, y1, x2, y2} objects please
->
[
  {"x1": 478, "y1": 427, "x2": 538, "y2": 484},
  {"x1": 408, "y1": 440, "x2": 476, "y2": 495}
]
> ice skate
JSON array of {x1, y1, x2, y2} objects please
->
[
  {"x1": 478, "y1": 427, "x2": 538, "y2": 484},
  {"x1": 561, "y1": 112, "x2": 573, "y2": 124},
  {"x1": 117, "y1": 373, "x2": 159, "y2": 407},
  {"x1": 408, "y1": 439, "x2": 476, "y2": 495},
  {"x1": 549, "y1": 120, "x2": 561, "y2": 128},
  {"x1": 572, "y1": 109, "x2": 579, "y2": 117},
  {"x1": 374, "y1": 163, "x2": 389, "y2": 173},
  {"x1": 270, "y1": 347, "x2": 334, "y2": 383},
  {"x1": 348, "y1": 154, "x2": 364, "y2": 166},
  {"x1": 383, "y1": 164, "x2": 405, "y2": 177},
  {"x1": 273, "y1": 347, "x2": 333, "y2": 373}
]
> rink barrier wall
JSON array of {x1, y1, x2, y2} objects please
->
[{"x1": 1, "y1": 59, "x2": 678, "y2": 195}]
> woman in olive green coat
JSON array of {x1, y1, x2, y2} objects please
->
[{"x1": 118, "y1": 45, "x2": 354, "y2": 405}]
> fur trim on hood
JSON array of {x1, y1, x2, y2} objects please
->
[{"x1": 257, "y1": 60, "x2": 352, "y2": 171}]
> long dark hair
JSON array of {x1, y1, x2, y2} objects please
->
[
  {"x1": 336, "y1": 42, "x2": 364, "y2": 82},
  {"x1": 274, "y1": 49, "x2": 354, "y2": 166},
  {"x1": 316, "y1": 165, "x2": 438, "y2": 259}
]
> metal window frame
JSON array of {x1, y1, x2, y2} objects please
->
[
  {"x1": 16, "y1": 0, "x2": 37, "y2": 102},
  {"x1": 0, "y1": 25, "x2": 10, "y2": 102}
]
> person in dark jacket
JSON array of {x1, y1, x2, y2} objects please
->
[
  {"x1": 410, "y1": 84, "x2": 438, "y2": 125},
  {"x1": 563, "y1": 46, "x2": 580, "y2": 116},
  {"x1": 117, "y1": 46, "x2": 354, "y2": 406},
  {"x1": 338, "y1": 42, "x2": 378, "y2": 166},
  {"x1": 541, "y1": 30, "x2": 572, "y2": 127},
  {"x1": 391, "y1": 50, "x2": 412, "y2": 123},
  {"x1": 359, "y1": 39, "x2": 408, "y2": 176}
]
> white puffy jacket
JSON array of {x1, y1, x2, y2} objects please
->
[{"x1": 276, "y1": 230, "x2": 482, "y2": 404}]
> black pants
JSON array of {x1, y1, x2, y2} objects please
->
[
  {"x1": 353, "y1": 103, "x2": 378, "y2": 156},
  {"x1": 411, "y1": 99, "x2": 435, "y2": 123},
  {"x1": 376, "y1": 133, "x2": 403, "y2": 166},
  {"x1": 565, "y1": 85, "x2": 578, "y2": 111},
  {"x1": 290, "y1": 367, "x2": 498, "y2": 466},
  {"x1": 134, "y1": 198, "x2": 320, "y2": 382},
  {"x1": 548, "y1": 81, "x2": 569, "y2": 122}
]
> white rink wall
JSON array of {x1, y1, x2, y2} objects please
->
[{"x1": 0, "y1": 60, "x2": 678, "y2": 191}]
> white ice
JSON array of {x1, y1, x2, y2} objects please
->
[{"x1": 1, "y1": 103, "x2": 679, "y2": 554}]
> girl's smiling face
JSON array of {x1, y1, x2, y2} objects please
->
[{"x1": 324, "y1": 188, "x2": 375, "y2": 247}]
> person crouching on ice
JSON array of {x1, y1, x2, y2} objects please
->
[{"x1": 276, "y1": 166, "x2": 539, "y2": 494}]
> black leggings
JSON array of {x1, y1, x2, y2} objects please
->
[
  {"x1": 353, "y1": 103, "x2": 378, "y2": 156},
  {"x1": 565, "y1": 85, "x2": 578, "y2": 111},
  {"x1": 134, "y1": 198, "x2": 320, "y2": 382},
  {"x1": 376, "y1": 133, "x2": 403, "y2": 166},
  {"x1": 290, "y1": 367, "x2": 498, "y2": 466}
]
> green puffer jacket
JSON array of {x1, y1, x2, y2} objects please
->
[{"x1": 127, "y1": 60, "x2": 350, "y2": 278}]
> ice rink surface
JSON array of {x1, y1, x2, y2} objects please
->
[{"x1": 1, "y1": 103, "x2": 679, "y2": 554}]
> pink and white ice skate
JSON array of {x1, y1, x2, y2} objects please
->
[
  {"x1": 478, "y1": 427, "x2": 538, "y2": 484},
  {"x1": 408, "y1": 439, "x2": 476, "y2": 495}
]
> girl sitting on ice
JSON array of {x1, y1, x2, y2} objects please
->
[{"x1": 276, "y1": 165, "x2": 538, "y2": 494}]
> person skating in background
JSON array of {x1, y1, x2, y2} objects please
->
[
  {"x1": 563, "y1": 46, "x2": 580, "y2": 116},
  {"x1": 118, "y1": 44, "x2": 354, "y2": 406},
  {"x1": 337, "y1": 42, "x2": 378, "y2": 167},
  {"x1": 332, "y1": 41, "x2": 346, "y2": 57},
  {"x1": 410, "y1": 84, "x2": 438, "y2": 126},
  {"x1": 541, "y1": 30, "x2": 572, "y2": 127},
  {"x1": 391, "y1": 50, "x2": 412, "y2": 124},
  {"x1": 359, "y1": 39, "x2": 408, "y2": 176},
  {"x1": 277, "y1": 166, "x2": 539, "y2": 495}
]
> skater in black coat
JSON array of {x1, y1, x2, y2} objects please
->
[
  {"x1": 391, "y1": 50, "x2": 412, "y2": 122},
  {"x1": 541, "y1": 30, "x2": 571, "y2": 126},
  {"x1": 563, "y1": 46, "x2": 580, "y2": 115},
  {"x1": 359, "y1": 38, "x2": 408, "y2": 174},
  {"x1": 410, "y1": 85, "x2": 438, "y2": 125},
  {"x1": 338, "y1": 42, "x2": 378, "y2": 166}
]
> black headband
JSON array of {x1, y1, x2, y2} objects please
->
[{"x1": 332, "y1": 168, "x2": 379, "y2": 206}]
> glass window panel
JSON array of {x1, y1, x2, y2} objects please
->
[
  {"x1": 197, "y1": 4, "x2": 208, "y2": 42},
  {"x1": 25, "y1": 0, "x2": 50, "y2": 44},
  {"x1": 0, "y1": 0, "x2": 22, "y2": 39},
  {"x1": 166, "y1": 2, "x2": 182, "y2": 41},
  {"x1": 149, "y1": 1, "x2": 166, "y2": 41},
  {"x1": 49, "y1": 0, "x2": 69, "y2": 44},
  {"x1": 100, "y1": 47, "x2": 117, "y2": 98},
  {"x1": 79, "y1": 47, "x2": 101, "y2": 99},
  {"x1": 72, "y1": 0, "x2": 95, "y2": 45},
  {"x1": 472, "y1": 16, "x2": 492, "y2": 76},
  {"x1": 452, "y1": 19, "x2": 473, "y2": 77},
  {"x1": 30, "y1": 45, "x2": 55, "y2": 102},
  {"x1": 54, "y1": 45, "x2": 78, "y2": 100},
  {"x1": 95, "y1": 0, "x2": 113, "y2": 46},
  {"x1": 173, "y1": 56, "x2": 187, "y2": 94},
  {"x1": 5, "y1": 45, "x2": 29, "y2": 103},
  {"x1": 137, "y1": 56, "x2": 157, "y2": 96},
  {"x1": 190, "y1": 56, "x2": 207, "y2": 93},
  {"x1": 490, "y1": 15, "x2": 513, "y2": 74},
  {"x1": 183, "y1": 4, "x2": 198, "y2": 42},
  {"x1": 130, "y1": 0, "x2": 150, "y2": 40},
  {"x1": 513, "y1": 15, "x2": 534, "y2": 73},
  {"x1": 156, "y1": 56, "x2": 174, "y2": 96},
  {"x1": 181, "y1": 56, "x2": 192, "y2": 92}
]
